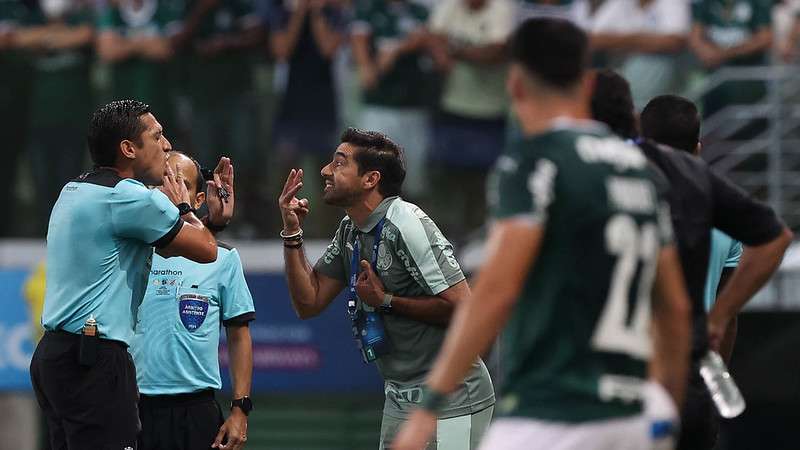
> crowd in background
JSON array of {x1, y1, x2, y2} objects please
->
[{"x1": 2, "y1": 0, "x2": 800, "y2": 241}]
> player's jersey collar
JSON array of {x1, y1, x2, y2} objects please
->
[
  {"x1": 357, "y1": 196, "x2": 400, "y2": 233},
  {"x1": 549, "y1": 116, "x2": 608, "y2": 134}
]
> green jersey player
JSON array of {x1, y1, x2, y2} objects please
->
[{"x1": 394, "y1": 18, "x2": 692, "y2": 450}]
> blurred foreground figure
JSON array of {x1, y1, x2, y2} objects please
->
[
  {"x1": 393, "y1": 17, "x2": 692, "y2": 450},
  {"x1": 592, "y1": 78, "x2": 793, "y2": 450}
]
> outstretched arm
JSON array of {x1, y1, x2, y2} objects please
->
[{"x1": 279, "y1": 169, "x2": 345, "y2": 319}]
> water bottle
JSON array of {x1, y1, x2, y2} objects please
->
[{"x1": 698, "y1": 350, "x2": 746, "y2": 418}]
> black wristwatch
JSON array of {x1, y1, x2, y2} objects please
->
[
  {"x1": 231, "y1": 396, "x2": 253, "y2": 416},
  {"x1": 176, "y1": 202, "x2": 195, "y2": 216}
]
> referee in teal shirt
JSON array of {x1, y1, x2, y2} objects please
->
[
  {"x1": 132, "y1": 151, "x2": 255, "y2": 450},
  {"x1": 30, "y1": 100, "x2": 227, "y2": 449}
]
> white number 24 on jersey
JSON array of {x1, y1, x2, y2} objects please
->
[{"x1": 591, "y1": 214, "x2": 659, "y2": 360}]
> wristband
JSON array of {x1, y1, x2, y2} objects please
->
[
  {"x1": 280, "y1": 228, "x2": 304, "y2": 241},
  {"x1": 419, "y1": 384, "x2": 448, "y2": 414}
]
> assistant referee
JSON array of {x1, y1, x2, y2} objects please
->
[
  {"x1": 30, "y1": 100, "x2": 220, "y2": 449},
  {"x1": 133, "y1": 151, "x2": 254, "y2": 450}
]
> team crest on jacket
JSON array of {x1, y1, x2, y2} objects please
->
[{"x1": 376, "y1": 241, "x2": 392, "y2": 271}]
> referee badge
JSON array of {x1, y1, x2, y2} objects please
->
[{"x1": 178, "y1": 293, "x2": 210, "y2": 332}]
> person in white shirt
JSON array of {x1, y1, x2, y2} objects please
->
[
  {"x1": 573, "y1": 0, "x2": 691, "y2": 108},
  {"x1": 425, "y1": 0, "x2": 515, "y2": 237}
]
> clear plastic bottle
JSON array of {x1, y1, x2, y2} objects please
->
[{"x1": 699, "y1": 350, "x2": 746, "y2": 418}]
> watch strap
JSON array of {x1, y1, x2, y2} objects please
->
[
  {"x1": 419, "y1": 385, "x2": 448, "y2": 414},
  {"x1": 231, "y1": 396, "x2": 253, "y2": 415},
  {"x1": 177, "y1": 202, "x2": 194, "y2": 216},
  {"x1": 381, "y1": 293, "x2": 393, "y2": 312}
]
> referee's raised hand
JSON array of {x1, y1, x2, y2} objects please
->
[
  {"x1": 160, "y1": 161, "x2": 191, "y2": 207},
  {"x1": 278, "y1": 168, "x2": 310, "y2": 233},
  {"x1": 207, "y1": 156, "x2": 235, "y2": 227}
]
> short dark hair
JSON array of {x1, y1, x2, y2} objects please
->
[
  {"x1": 87, "y1": 100, "x2": 152, "y2": 167},
  {"x1": 591, "y1": 69, "x2": 638, "y2": 141},
  {"x1": 510, "y1": 17, "x2": 588, "y2": 90},
  {"x1": 641, "y1": 95, "x2": 701, "y2": 153},
  {"x1": 340, "y1": 127, "x2": 405, "y2": 197}
]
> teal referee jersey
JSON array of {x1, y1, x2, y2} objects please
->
[
  {"x1": 42, "y1": 169, "x2": 183, "y2": 345},
  {"x1": 704, "y1": 229, "x2": 742, "y2": 311},
  {"x1": 131, "y1": 243, "x2": 255, "y2": 395}
]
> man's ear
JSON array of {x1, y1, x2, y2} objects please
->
[
  {"x1": 579, "y1": 70, "x2": 596, "y2": 105},
  {"x1": 119, "y1": 140, "x2": 136, "y2": 161},
  {"x1": 194, "y1": 191, "x2": 206, "y2": 210},
  {"x1": 507, "y1": 65, "x2": 526, "y2": 102},
  {"x1": 363, "y1": 170, "x2": 382, "y2": 191}
]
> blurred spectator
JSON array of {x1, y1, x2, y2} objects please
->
[
  {"x1": 15, "y1": 0, "x2": 94, "y2": 232},
  {"x1": 268, "y1": 0, "x2": 345, "y2": 164},
  {"x1": 266, "y1": 0, "x2": 348, "y2": 237},
  {"x1": 517, "y1": 0, "x2": 575, "y2": 20},
  {"x1": 177, "y1": 0, "x2": 264, "y2": 167},
  {"x1": 351, "y1": 0, "x2": 434, "y2": 199},
  {"x1": 95, "y1": 0, "x2": 184, "y2": 130},
  {"x1": 779, "y1": 1, "x2": 800, "y2": 61},
  {"x1": 573, "y1": 0, "x2": 690, "y2": 109},
  {"x1": 0, "y1": 0, "x2": 35, "y2": 237},
  {"x1": 409, "y1": 0, "x2": 438, "y2": 10},
  {"x1": 177, "y1": 0, "x2": 265, "y2": 235},
  {"x1": 427, "y1": 0, "x2": 513, "y2": 237},
  {"x1": 689, "y1": 0, "x2": 773, "y2": 117}
]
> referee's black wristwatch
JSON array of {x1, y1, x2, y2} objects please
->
[
  {"x1": 231, "y1": 396, "x2": 253, "y2": 416},
  {"x1": 176, "y1": 202, "x2": 195, "y2": 216}
]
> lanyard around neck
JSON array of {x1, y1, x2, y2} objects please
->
[{"x1": 347, "y1": 217, "x2": 386, "y2": 318}]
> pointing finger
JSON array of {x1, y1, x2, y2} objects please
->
[{"x1": 282, "y1": 169, "x2": 297, "y2": 195}]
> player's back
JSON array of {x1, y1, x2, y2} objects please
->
[{"x1": 490, "y1": 121, "x2": 672, "y2": 422}]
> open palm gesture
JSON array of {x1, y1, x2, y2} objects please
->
[{"x1": 206, "y1": 156, "x2": 235, "y2": 227}]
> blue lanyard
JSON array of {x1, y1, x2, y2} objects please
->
[{"x1": 347, "y1": 218, "x2": 385, "y2": 319}]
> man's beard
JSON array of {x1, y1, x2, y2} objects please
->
[{"x1": 322, "y1": 184, "x2": 360, "y2": 207}]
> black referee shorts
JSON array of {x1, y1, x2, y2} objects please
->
[
  {"x1": 30, "y1": 330, "x2": 140, "y2": 450},
  {"x1": 138, "y1": 389, "x2": 224, "y2": 450},
  {"x1": 677, "y1": 369, "x2": 720, "y2": 450}
]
